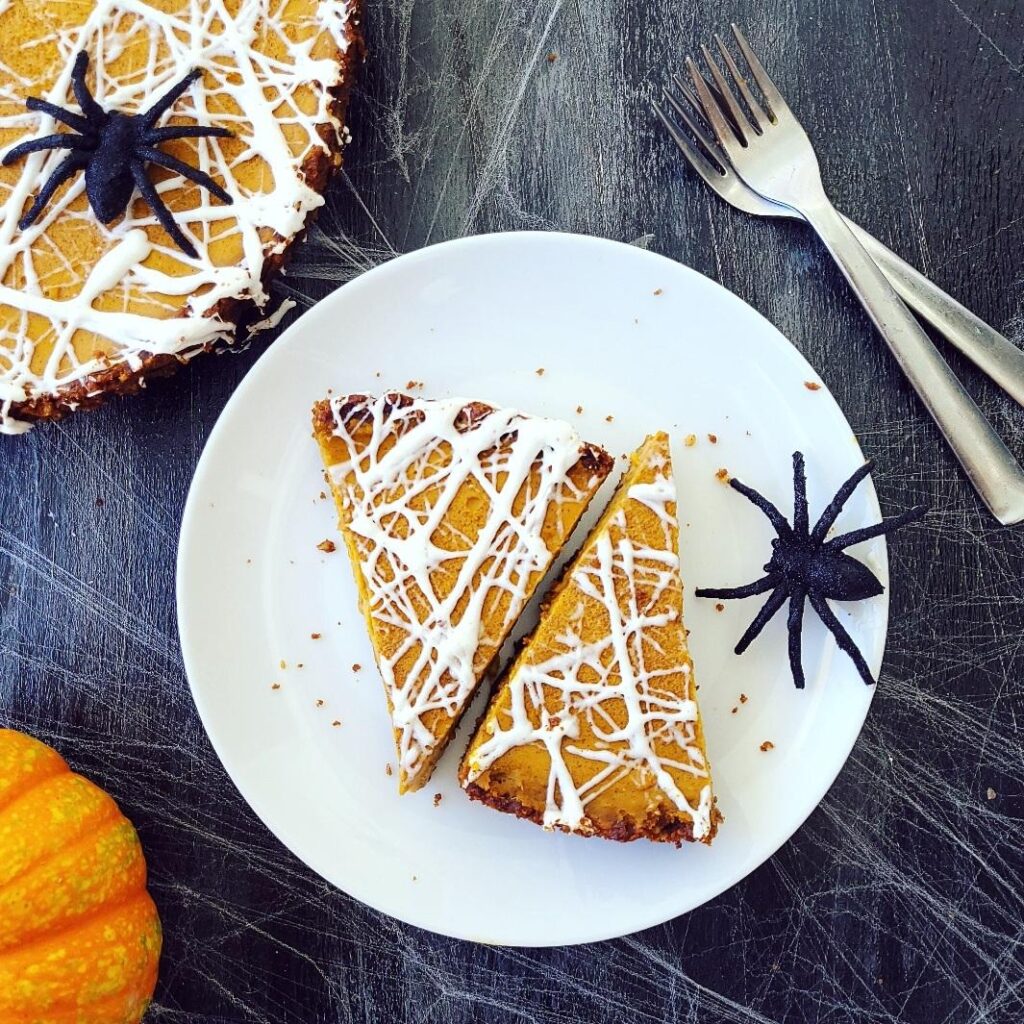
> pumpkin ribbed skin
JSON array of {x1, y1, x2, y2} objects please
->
[{"x1": 0, "y1": 730, "x2": 161, "y2": 1024}]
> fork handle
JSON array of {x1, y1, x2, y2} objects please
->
[
  {"x1": 801, "y1": 198, "x2": 1024, "y2": 525},
  {"x1": 842, "y1": 219, "x2": 1024, "y2": 409}
]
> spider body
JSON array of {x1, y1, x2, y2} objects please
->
[
  {"x1": 696, "y1": 452, "x2": 926, "y2": 688},
  {"x1": 2, "y1": 51, "x2": 232, "y2": 258}
]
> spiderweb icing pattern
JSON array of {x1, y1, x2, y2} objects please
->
[
  {"x1": 325, "y1": 393, "x2": 605, "y2": 787},
  {"x1": 0, "y1": 0, "x2": 355, "y2": 432},
  {"x1": 465, "y1": 447, "x2": 714, "y2": 840}
]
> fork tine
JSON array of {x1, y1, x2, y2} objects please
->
[
  {"x1": 686, "y1": 56, "x2": 744, "y2": 160},
  {"x1": 714, "y1": 33, "x2": 770, "y2": 129},
  {"x1": 661, "y1": 85, "x2": 728, "y2": 172},
  {"x1": 699, "y1": 44, "x2": 751, "y2": 142},
  {"x1": 654, "y1": 98, "x2": 727, "y2": 183},
  {"x1": 670, "y1": 74, "x2": 711, "y2": 129},
  {"x1": 730, "y1": 24, "x2": 791, "y2": 120}
]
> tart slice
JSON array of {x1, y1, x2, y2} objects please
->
[
  {"x1": 312, "y1": 392, "x2": 614, "y2": 794},
  {"x1": 460, "y1": 433, "x2": 718, "y2": 844}
]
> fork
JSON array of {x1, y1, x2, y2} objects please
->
[
  {"x1": 654, "y1": 80, "x2": 1024, "y2": 411},
  {"x1": 668, "y1": 25, "x2": 1024, "y2": 526}
]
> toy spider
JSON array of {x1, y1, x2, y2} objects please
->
[
  {"x1": 696, "y1": 452, "x2": 926, "y2": 688},
  {"x1": 2, "y1": 51, "x2": 232, "y2": 258}
]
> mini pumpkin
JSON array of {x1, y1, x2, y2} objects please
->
[{"x1": 0, "y1": 729, "x2": 162, "y2": 1024}]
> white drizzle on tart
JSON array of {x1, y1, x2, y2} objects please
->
[
  {"x1": 0, "y1": 0, "x2": 356, "y2": 433},
  {"x1": 323, "y1": 393, "x2": 608, "y2": 789}
]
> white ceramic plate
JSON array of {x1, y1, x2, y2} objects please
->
[{"x1": 177, "y1": 232, "x2": 887, "y2": 946}]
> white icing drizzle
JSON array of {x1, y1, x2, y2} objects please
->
[
  {"x1": 326, "y1": 393, "x2": 603, "y2": 787},
  {"x1": 466, "y1": 449, "x2": 714, "y2": 840},
  {"x1": 0, "y1": 0, "x2": 354, "y2": 432}
]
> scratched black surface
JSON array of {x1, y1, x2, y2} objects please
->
[{"x1": 2, "y1": 1, "x2": 1023, "y2": 1022}]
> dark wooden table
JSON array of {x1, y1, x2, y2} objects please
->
[{"x1": 2, "y1": 1, "x2": 1022, "y2": 1021}]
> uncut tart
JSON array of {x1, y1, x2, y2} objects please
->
[
  {"x1": 0, "y1": 0, "x2": 363, "y2": 433},
  {"x1": 312, "y1": 392, "x2": 615, "y2": 793},
  {"x1": 461, "y1": 432, "x2": 719, "y2": 844}
]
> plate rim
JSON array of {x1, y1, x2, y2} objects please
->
[{"x1": 177, "y1": 229, "x2": 886, "y2": 945}]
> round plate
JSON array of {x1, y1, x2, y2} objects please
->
[{"x1": 177, "y1": 232, "x2": 886, "y2": 946}]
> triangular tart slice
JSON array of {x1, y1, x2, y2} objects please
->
[
  {"x1": 312, "y1": 392, "x2": 614, "y2": 794},
  {"x1": 460, "y1": 432, "x2": 718, "y2": 843}
]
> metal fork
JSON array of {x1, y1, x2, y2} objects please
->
[
  {"x1": 665, "y1": 26, "x2": 1024, "y2": 526},
  {"x1": 654, "y1": 81, "x2": 1024, "y2": 411}
]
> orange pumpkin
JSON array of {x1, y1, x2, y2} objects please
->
[{"x1": 0, "y1": 729, "x2": 162, "y2": 1024}]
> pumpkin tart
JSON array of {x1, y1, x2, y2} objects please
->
[
  {"x1": 312, "y1": 392, "x2": 615, "y2": 793},
  {"x1": 0, "y1": 0, "x2": 363, "y2": 433},
  {"x1": 461, "y1": 432, "x2": 719, "y2": 844}
]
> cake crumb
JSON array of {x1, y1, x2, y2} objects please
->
[
  {"x1": 731, "y1": 706, "x2": 738, "y2": 714},
  {"x1": 546, "y1": 50, "x2": 558, "y2": 62},
  {"x1": 739, "y1": 693, "x2": 748, "y2": 704},
  {"x1": 319, "y1": 491, "x2": 327, "y2": 500},
  {"x1": 804, "y1": 381, "x2": 822, "y2": 391},
  {"x1": 986, "y1": 787, "x2": 997, "y2": 801},
  {"x1": 760, "y1": 740, "x2": 775, "y2": 752},
  {"x1": 332, "y1": 720, "x2": 341, "y2": 727},
  {"x1": 311, "y1": 632, "x2": 321, "y2": 640},
  {"x1": 246, "y1": 558, "x2": 252, "y2": 565},
  {"x1": 405, "y1": 379, "x2": 424, "y2": 390},
  {"x1": 385, "y1": 763, "x2": 393, "y2": 777},
  {"x1": 352, "y1": 663, "x2": 362, "y2": 672},
  {"x1": 96, "y1": 497, "x2": 105, "y2": 507},
  {"x1": 433, "y1": 793, "x2": 443, "y2": 807},
  {"x1": 317, "y1": 538, "x2": 337, "y2": 553},
  {"x1": 715, "y1": 603, "x2": 725, "y2": 612},
  {"x1": 271, "y1": 682, "x2": 281, "y2": 691},
  {"x1": 575, "y1": 405, "x2": 583, "y2": 414},
  {"x1": 684, "y1": 434, "x2": 697, "y2": 447},
  {"x1": 315, "y1": 699, "x2": 325, "y2": 708},
  {"x1": 707, "y1": 433, "x2": 718, "y2": 444},
  {"x1": 653, "y1": 288, "x2": 663, "y2": 296},
  {"x1": 279, "y1": 659, "x2": 286, "y2": 670},
  {"x1": 605, "y1": 414, "x2": 614, "y2": 423},
  {"x1": 715, "y1": 468, "x2": 730, "y2": 482},
  {"x1": 535, "y1": 367, "x2": 545, "y2": 376}
]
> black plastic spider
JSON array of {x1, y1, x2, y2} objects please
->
[
  {"x1": 696, "y1": 452, "x2": 926, "y2": 688},
  {"x1": 2, "y1": 51, "x2": 232, "y2": 258}
]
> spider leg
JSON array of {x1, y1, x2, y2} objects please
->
[
  {"x1": 140, "y1": 69, "x2": 203, "y2": 129},
  {"x1": 25, "y1": 97, "x2": 91, "y2": 135},
  {"x1": 2, "y1": 133, "x2": 93, "y2": 165},
  {"x1": 137, "y1": 146, "x2": 232, "y2": 204},
  {"x1": 809, "y1": 461, "x2": 873, "y2": 543},
  {"x1": 18, "y1": 151, "x2": 87, "y2": 229},
  {"x1": 807, "y1": 591, "x2": 875, "y2": 686},
  {"x1": 144, "y1": 125, "x2": 232, "y2": 145},
  {"x1": 695, "y1": 573, "x2": 781, "y2": 600},
  {"x1": 734, "y1": 583, "x2": 789, "y2": 655},
  {"x1": 730, "y1": 477, "x2": 794, "y2": 538},
  {"x1": 130, "y1": 160, "x2": 197, "y2": 258},
  {"x1": 70, "y1": 51, "x2": 105, "y2": 123},
  {"x1": 825, "y1": 505, "x2": 928, "y2": 550},
  {"x1": 787, "y1": 587, "x2": 806, "y2": 689},
  {"x1": 792, "y1": 452, "x2": 809, "y2": 537}
]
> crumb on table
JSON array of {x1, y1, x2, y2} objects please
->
[
  {"x1": 271, "y1": 682, "x2": 281, "y2": 691},
  {"x1": 385, "y1": 764, "x2": 393, "y2": 777},
  {"x1": 546, "y1": 51, "x2": 558, "y2": 62},
  {"x1": 739, "y1": 693, "x2": 748, "y2": 704},
  {"x1": 316, "y1": 698, "x2": 325, "y2": 707},
  {"x1": 986, "y1": 787, "x2": 997, "y2": 800},
  {"x1": 352, "y1": 663, "x2": 362, "y2": 672},
  {"x1": 433, "y1": 793, "x2": 443, "y2": 807},
  {"x1": 317, "y1": 538, "x2": 337, "y2": 553},
  {"x1": 279, "y1": 659, "x2": 286, "y2": 670},
  {"x1": 716, "y1": 468, "x2": 730, "y2": 483},
  {"x1": 575, "y1": 405, "x2": 583, "y2": 414},
  {"x1": 332, "y1": 720, "x2": 341, "y2": 728},
  {"x1": 715, "y1": 603, "x2": 725, "y2": 612},
  {"x1": 707, "y1": 433, "x2": 718, "y2": 444},
  {"x1": 760, "y1": 740, "x2": 775, "y2": 752},
  {"x1": 311, "y1": 632, "x2": 321, "y2": 640},
  {"x1": 804, "y1": 381, "x2": 822, "y2": 391},
  {"x1": 605, "y1": 414, "x2": 614, "y2": 423},
  {"x1": 535, "y1": 367, "x2": 545, "y2": 376},
  {"x1": 684, "y1": 434, "x2": 697, "y2": 447}
]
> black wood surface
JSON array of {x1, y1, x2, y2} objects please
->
[{"x1": 2, "y1": 1, "x2": 1022, "y2": 1021}]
